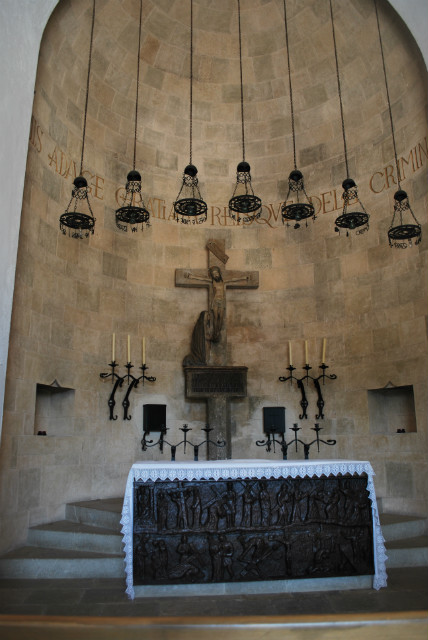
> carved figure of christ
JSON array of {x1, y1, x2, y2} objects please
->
[{"x1": 175, "y1": 240, "x2": 259, "y2": 366}]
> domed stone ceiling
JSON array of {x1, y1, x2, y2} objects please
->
[{"x1": 34, "y1": 0, "x2": 427, "y2": 231}]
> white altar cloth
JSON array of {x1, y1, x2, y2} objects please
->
[{"x1": 120, "y1": 459, "x2": 388, "y2": 599}]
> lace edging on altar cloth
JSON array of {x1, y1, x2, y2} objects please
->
[{"x1": 120, "y1": 459, "x2": 388, "y2": 599}]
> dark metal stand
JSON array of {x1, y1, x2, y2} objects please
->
[
  {"x1": 279, "y1": 363, "x2": 337, "y2": 419},
  {"x1": 100, "y1": 361, "x2": 156, "y2": 420},
  {"x1": 141, "y1": 424, "x2": 226, "y2": 461},
  {"x1": 256, "y1": 423, "x2": 336, "y2": 460}
]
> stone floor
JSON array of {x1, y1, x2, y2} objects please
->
[
  {"x1": 0, "y1": 568, "x2": 427, "y2": 640},
  {"x1": 0, "y1": 567, "x2": 426, "y2": 617}
]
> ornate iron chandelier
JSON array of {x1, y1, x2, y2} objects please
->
[
  {"x1": 116, "y1": 0, "x2": 150, "y2": 233},
  {"x1": 330, "y1": 0, "x2": 369, "y2": 238},
  {"x1": 228, "y1": 0, "x2": 261, "y2": 224},
  {"x1": 173, "y1": 0, "x2": 207, "y2": 225},
  {"x1": 59, "y1": 0, "x2": 96, "y2": 239},
  {"x1": 281, "y1": 0, "x2": 315, "y2": 230},
  {"x1": 374, "y1": 0, "x2": 421, "y2": 249}
]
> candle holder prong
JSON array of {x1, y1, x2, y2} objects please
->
[
  {"x1": 100, "y1": 360, "x2": 156, "y2": 420},
  {"x1": 256, "y1": 421, "x2": 336, "y2": 460},
  {"x1": 279, "y1": 361, "x2": 337, "y2": 420},
  {"x1": 141, "y1": 423, "x2": 226, "y2": 461},
  {"x1": 279, "y1": 364, "x2": 296, "y2": 385}
]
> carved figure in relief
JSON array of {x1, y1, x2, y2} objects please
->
[
  {"x1": 223, "y1": 482, "x2": 237, "y2": 528},
  {"x1": 170, "y1": 534, "x2": 203, "y2": 581},
  {"x1": 152, "y1": 540, "x2": 168, "y2": 579},
  {"x1": 136, "y1": 486, "x2": 152, "y2": 522},
  {"x1": 239, "y1": 535, "x2": 271, "y2": 578},
  {"x1": 275, "y1": 481, "x2": 294, "y2": 525},
  {"x1": 156, "y1": 490, "x2": 169, "y2": 531},
  {"x1": 169, "y1": 488, "x2": 189, "y2": 529},
  {"x1": 219, "y1": 534, "x2": 234, "y2": 579},
  {"x1": 206, "y1": 498, "x2": 227, "y2": 530},
  {"x1": 209, "y1": 535, "x2": 223, "y2": 581},
  {"x1": 325, "y1": 482, "x2": 341, "y2": 522},
  {"x1": 294, "y1": 482, "x2": 310, "y2": 523},
  {"x1": 241, "y1": 484, "x2": 258, "y2": 527},
  {"x1": 259, "y1": 480, "x2": 271, "y2": 526},
  {"x1": 189, "y1": 487, "x2": 202, "y2": 529},
  {"x1": 135, "y1": 535, "x2": 151, "y2": 580}
]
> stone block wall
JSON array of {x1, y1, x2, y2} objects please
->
[{"x1": 0, "y1": 0, "x2": 427, "y2": 552}]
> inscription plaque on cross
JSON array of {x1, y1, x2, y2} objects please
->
[{"x1": 175, "y1": 239, "x2": 259, "y2": 459}]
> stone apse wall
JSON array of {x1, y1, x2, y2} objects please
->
[{"x1": 0, "y1": 0, "x2": 427, "y2": 552}]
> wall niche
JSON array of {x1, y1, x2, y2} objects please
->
[
  {"x1": 34, "y1": 381, "x2": 75, "y2": 436},
  {"x1": 368, "y1": 384, "x2": 417, "y2": 435}
]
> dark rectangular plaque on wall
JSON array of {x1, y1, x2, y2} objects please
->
[
  {"x1": 132, "y1": 474, "x2": 374, "y2": 586},
  {"x1": 184, "y1": 366, "x2": 247, "y2": 398}
]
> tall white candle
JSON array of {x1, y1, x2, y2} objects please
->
[
  {"x1": 142, "y1": 337, "x2": 146, "y2": 364},
  {"x1": 127, "y1": 335, "x2": 131, "y2": 363},
  {"x1": 288, "y1": 341, "x2": 292, "y2": 366},
  {"x1": 305, "y1": 340, "x2": 308, "y2": 365},
  {"x1": 112, "y1": 333, "x2": 115, "y2": 362},
  {"x1": 322, "y1": 338, "x2": 326, "y2": 363}
]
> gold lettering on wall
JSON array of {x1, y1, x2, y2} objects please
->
[
  {"x1": 30, "y1": 115, "x2": 427, "y2": 227},
  {"x1": 29, "y1": 116, "x2": 43, "y2": 153},
  {"x1": 368, "y1": 135, "x2": 428, "y2": 194}
]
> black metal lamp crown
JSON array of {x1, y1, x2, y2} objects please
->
[
  {"x1": 229, "y1": 161, "x2": 261, "y2": 223},
  {"x1": 116, "y1": 170, "x2": 150, "y2": 233},
  {"x1": 174, "y1": 163, "x2": 207, "y2": 225},
  {"x1": 330, "y1": 0, "x2": 370, "y2": 238},
  {"x1": 174, "y1": 0, "x2": 207, "y2": 225},
  {"x1": 388, "y1": 189, "x2": 421, "y2": 248},
  {"x1": 282, "y1": 170, "x2": 316, "y2": 229},
  {"x1": 280, "y1": 1, "x2": 315, "y2": 230},
  {"x1": 60, "y1": 175, "x2": 95, "y2": 239},
  {"x1": 115, "y1": 0, "x2": 150, "y2": 233},
  {"x1": 374, "y1": 0, "x2": 422, "y2": 249},
  {"x1": 228, "y1": 0, "x2": 261, "y2": 224},
  {"x1": 335, "y1": 178, "x2": 369, "y2": 237}
]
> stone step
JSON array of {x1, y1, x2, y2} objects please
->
[
  {"x1": 0, "y1": 496, "x2": 426, "y2": 580},
  {"x1": 0, "y1": 546, "x2": 125, "y2": 579},
  {"x1": 27, "y1": 520, "x2": 124, "y2": 555},
  {"x1": 385, "y1": 536, "x2": 428, "y2": 568},
  {"x1": 380, "y1": 513, "x2": 427, "y2": 542},
  {"x1": 65, "y1": 497, "x2": 123, "y2": 532}
]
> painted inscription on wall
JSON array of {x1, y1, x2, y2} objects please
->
[{"x1": 30, "y1": 115, "x2": 427, "y2": 227}]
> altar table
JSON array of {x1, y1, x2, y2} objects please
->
[{"x1": 120, "y1": 459, "x2": 387, "y2": 599}]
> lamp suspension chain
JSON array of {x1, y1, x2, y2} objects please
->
[
  {"x1": 237, "y1": 0, "x2": 246, "y2": 163},
  {"x1": 329, "y1": 0, "x2": 349, "y2": 180},
  {"x1": 80, "y1": 0, "x2": 96, "y2": 177},
  {"x1": 189, "y1": 0, "x2": 193, "y2": 165},
  {"x1": 373, "y1": 0, "x2": 400, "y2": 188},
  {"x1": 133, "y1": 0, "x2": 143, "y2": 172},
  {"x1": 283, "y1": 0, "x2": 296, "y2": 171}
]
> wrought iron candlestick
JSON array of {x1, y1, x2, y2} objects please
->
[
  {"x1": 100, "y1": 361, "x2": 156, "y2": 421},
  {"x1": 141, "y1": 424, "x2": 226, "y2": 461},
  {"x1": 256, "y1": 423, "x2": 336, "y2": 460},
  {"x1": 279, "y1": 362, "x2": 336, "y2": 419}
]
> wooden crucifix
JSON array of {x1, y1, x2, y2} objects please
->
[
  {"x1": 175, "y1": 239, "x2": 259, "y2": 367},
  {"x1": 175, "y1": 239, "x2": 259, "y2": 459}
]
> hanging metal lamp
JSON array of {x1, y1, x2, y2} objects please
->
[
  {"x1": 374, "y1": 0, "x2": 421, "y2": 249},
  {"x1": 281, "y1": 0, "x2": 315, "y2": 230},
  {"x1": 60, "y1": 0, "x2": 96, "y2": 239},
  {"x1": 329, "y1": 0, "x2": 369, "y2": 238},
  {"x1": 116, "y1": 0, "x2": 150, "y2": 233},
  {"x1": 173, "y1": 0, "x2": 207, "y2": 225},
  {"x1": 228, "y1": 0, "x2": 261, "y2": 224}
]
